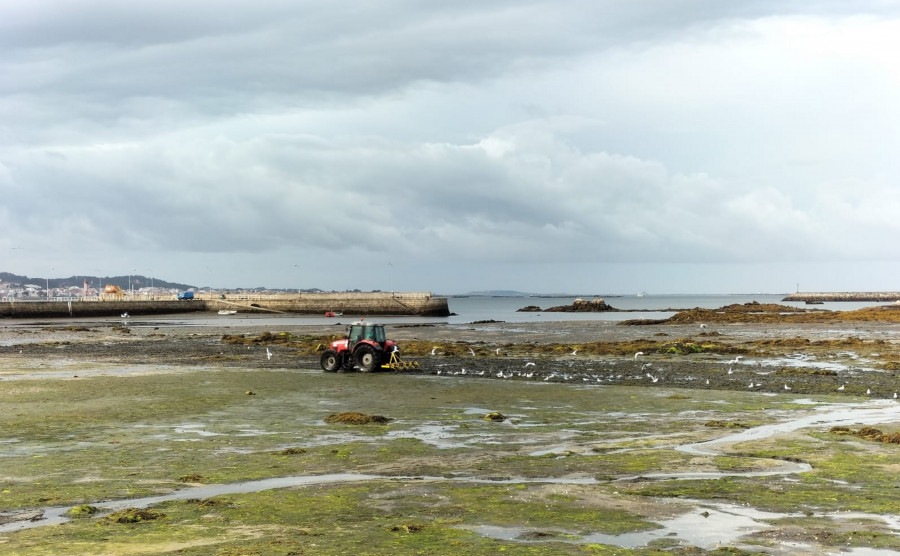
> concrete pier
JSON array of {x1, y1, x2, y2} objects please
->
[
  {"x1": 0, "y1": 292, "x2": 450, "y2": 318},
  {"x1": 782, "y1": 292, "x2": 900, "y2": 303}
]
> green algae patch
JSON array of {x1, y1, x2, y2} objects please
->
[
  {"x1": 103, "y1": 508, "x2": 166, "y2": 524},
  {"x1": 64, "y1": 504, "x2": 99, "y2": 518},
  {"x1": 483, "y1": 411, "x2": 506, "y2": 421},
  {"x1": 324, "y1": 412, "x2": 391, "y2": 425},
  {"x1": 704, "y1": 420, "x2": 752, "y2": 429}
]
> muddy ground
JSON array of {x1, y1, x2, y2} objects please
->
[
  {"x1": 5, "y1": 314, "x2": 900, "y2": 397},
  {"x1": 3, "y1": 311, "x2": 900, "y2": 554}
]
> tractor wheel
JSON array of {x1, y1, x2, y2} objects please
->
[
  {"x1": 320, "y1": 350, "x2": 340, "y2": 372},
  {"x1": 354, "y1": 345, "x2": 380, "y2": 372}
]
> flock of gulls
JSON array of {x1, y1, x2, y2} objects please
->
[{"x1": 429, "y1": 344, "x2": 897, "y2": 398}]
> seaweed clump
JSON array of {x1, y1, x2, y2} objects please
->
[
  {"x1": 830, "y1": 426, "x2": 900, "y2": 444},
  {"x1": 103, "y1": 508, "x2": 165, "y2": 524},
  {"x1": 65, "y1": 505, "x2": 100, "y2": 518},
  {"x1": 324, "y1": 412, "x2": 391, "y2": 425}
]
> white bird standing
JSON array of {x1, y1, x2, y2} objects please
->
[
  {"x1": 646, "y1": 373, "x2": 658, "y2": 383},
  {"x1": 634, "y1": 352, "x2": 644, "y2": 360},
  {"x1": 837, "y1": 384, "x2": 845, "y2": 391},
  {"x1": 266, "y1": 348, "x2": 273, "y2": 360},
  {"x1": 469, "y1": 348, "x2": 476, "y2": 357},
  {"x1": 495, "y1": 348, "x2": 501, "y2": 355},
  {"x1": 430, "y1": 347, "x2": 439, "y2": 356},
  {"x1": 571, "y1": 348, "x2": 578, "y2": 356},
  {"x1": 524, "y1": 362, "x2": 536, "y2": 368},
  {"x1": 867, "y1": 388, "x2": 871, "y2": 396},
  {"x1": 121, "y1": 312, "x2": 129, "y2": 319},
  {"x1": 784, "y1": 384, "x2": 791, "y2": 391}
]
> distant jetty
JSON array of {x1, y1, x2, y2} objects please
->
[
  {"x1": 0, "y1": 292, "x2": 450, "y2": 318},
  {"x1": 783, "y1": 292, "x2": 900, "y2": 303}
]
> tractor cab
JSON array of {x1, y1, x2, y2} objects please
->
[{"x1": 348, "y1": 322, "x2": 386, "y2": 345}]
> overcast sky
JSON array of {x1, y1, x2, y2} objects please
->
[{"x1": 4, "y1": 1, "x2": 900, "y2": 294}]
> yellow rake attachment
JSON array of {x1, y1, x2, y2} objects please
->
[{"x1": 382, "y1": 350, "x2": 419, "y2": 371}]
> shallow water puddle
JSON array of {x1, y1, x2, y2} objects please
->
[
  {"x1": 461, "y1": 501, "x2": 788, "y2": 549},
  {"x1": 0, "y1": 473, "x2": 382, "y2": 533},
  {"x1": 680, "y1": 399, "x2": 900, "y2": 456}
]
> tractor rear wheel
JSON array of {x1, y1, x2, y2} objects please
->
[
  {"x1": 354, "y1": 345, "x2": 380, "y2": 372},
  {"x1": 320, "y1": 350, "x2": 340, "y2": 372}
]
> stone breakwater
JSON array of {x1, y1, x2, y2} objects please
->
[
  {"x1": 0, "y1": 292, "x2": 450, "y2": 318},
  {"x1": 783, "y1": 292, "x2": 900, "y2": 303}
]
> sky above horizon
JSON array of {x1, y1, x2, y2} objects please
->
[{"x1": 4, "y1": 1, "x2": 900, "y2": 294}]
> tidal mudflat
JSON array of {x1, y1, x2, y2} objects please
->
[{"x1": 2, "y1": 312, "x2": 900, "y2": 554}]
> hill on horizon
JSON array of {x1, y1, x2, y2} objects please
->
[{"x1": 0, "y1": 272, "x2": 195, "y2": 291}]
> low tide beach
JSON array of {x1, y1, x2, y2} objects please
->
[{"x1": 3, "y1": 304, "x2": 900, "y2": 554}]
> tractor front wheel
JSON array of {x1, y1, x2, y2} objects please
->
[
  {"x1": 320, "y1": 350, "x2": 341, "y2": 372},
  {"x1": 354, "y1": 345, "x2": 380, "y2": 372}
]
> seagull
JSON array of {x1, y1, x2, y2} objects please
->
[
  {"x1": 784, "y1": 384, "x2": 791, "y2": 391},
  {"x1": 120, "y1": 312, "x2": 129, "y2": 319},
  {"x1": 634, "y1": 352, "x2": 644, "y2": 360},
  {"x1": 641, "y1": 363, "x2": 652, "y2": 371},
  {"x1": 524, "y1": 362, "x2": 536, "y2": 368},
  {"x1": 570, "y1": 348, "x2": 578, "y2": 356},
  {"x1": 866, "y1": 388, "x2": 871, "y2": 396},
  {"x1": 430, "y1": 347, "x2": 439, "y2": 355},
  {"x1": 494, "y1": 348, "x2": 501, "y2": 355},
  {"x1": 646, "y1": 373, "x2": 658, "y2": 383},
  {"x1": 726, "y1": 356, "x2": 743, "y2": 365},
  {"x1": 837, "y1": 384, "x2": 845, "y2": 391},
  {"x1": 894, "y1": 392, "x2": 898, "y2": 399},
  {"x1": 468, "y1": 348, "x2": 476, "y2": 356},
  {"x1": 699, "y1": 323, "x2": 707, "y2": 329},
  {"x1": 748, "y1": 382, "x2": 754, "y2": 388},
  {"x1": 727, "y1": 367, "x2": 733, "y2": 375},
  {"x1": 266, "y1": 348, "x2": 273, "y2": 360},
  {"x1": 705, "y1": 379, "x2": 710, "y2": 386}
]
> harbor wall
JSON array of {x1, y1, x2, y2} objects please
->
[
  {"x1": 0, "y1": 292, "x2": 450, "y2": 318},
  {"x1": 783, "y1": 292, "x2": 900, "y2": 302}
]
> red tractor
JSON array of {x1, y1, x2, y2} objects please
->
[{"x1": 320, "y1": 321, "x2": 401, "y2": 372}]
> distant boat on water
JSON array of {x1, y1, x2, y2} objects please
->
[{"x1": 636, "y1": 292, "x2": 647, "y2": 297}]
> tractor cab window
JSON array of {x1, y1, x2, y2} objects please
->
[
  {"x1": 348, "y1": 325, "x2": 364, "y2": 344},
  {"x1": 372, "y1": 326, "x2": 386, "y2": 343}
]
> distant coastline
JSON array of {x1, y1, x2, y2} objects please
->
[{"x1": 783, "y1": 292, "x2": 900, "y2": 302}]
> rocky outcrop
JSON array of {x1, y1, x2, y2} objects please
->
[{"x1": 517, "y1": 298, "x2": 617, "y2": 313}]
